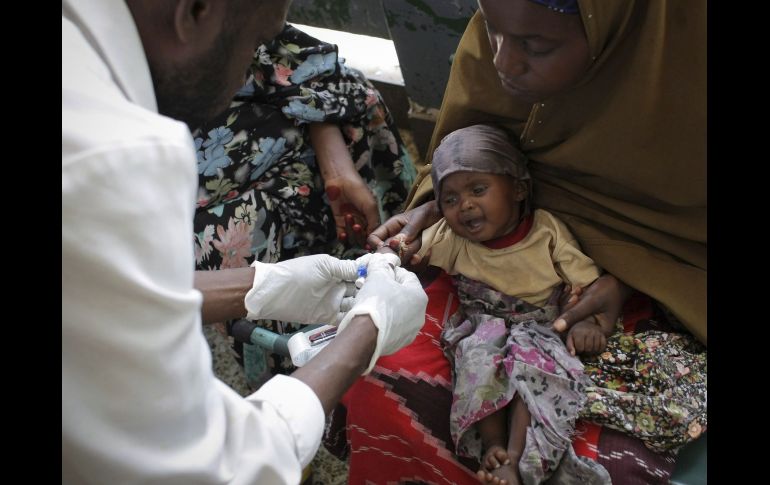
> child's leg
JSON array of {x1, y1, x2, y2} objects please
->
[
  {"x1": 476, "y1": 408, "x2": 510, "y2": 483},
  {"x1": 506, "y1": 394, "x2": 530, "y2": 466},
  {"x1": 476, "y1": 396, "x2": 529, "y2": 485}
]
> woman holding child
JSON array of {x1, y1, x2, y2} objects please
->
[{"x1": 332, "y1": 0, "x2": 707, "y2": 483}]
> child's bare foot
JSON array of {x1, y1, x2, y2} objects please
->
[{"x1": 476, "y1": 445, "x2": 521, "y2": 484}]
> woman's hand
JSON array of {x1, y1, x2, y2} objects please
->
[
  {"x1": 325, "y1": 173, "x2": 379, "y2": 248},
  {"x1": 310, "y1": 122, "x2": 379, "y2": 248},
  {"x1": 552, "y1": 274, "x2": 633, "y2": 336},
  {"x1": 367, "y1": 200, "x2": 441, "y2": 267}
]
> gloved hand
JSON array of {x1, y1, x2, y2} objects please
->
[
  {"x1": 336, "y1": 252, "x2": 428, "y2": 374},
  {"x1": 245, "y1": 254, "x2": 360, "y2": 325}
]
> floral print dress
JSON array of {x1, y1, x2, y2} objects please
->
[
  {"x1": 193, "y1": 24, "x2": 416, "y2": 383},
  {"x1": 578, "y1": 299, "x2": 707, "y2": 453},
  {"x1": 442, "y1": 275, "x2": 611, "y2": 484}
]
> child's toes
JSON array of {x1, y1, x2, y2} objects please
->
[{"x1": 493, "y1": 448, "x2": 510, "y2": 466}]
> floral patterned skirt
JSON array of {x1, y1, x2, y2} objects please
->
[{"x1": 578, "y1": 296, "x2": 707, "y2": 453}]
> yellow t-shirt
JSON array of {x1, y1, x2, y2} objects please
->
[{"x1": 419, "y1": 209, "x2": 601, "y2": 308}]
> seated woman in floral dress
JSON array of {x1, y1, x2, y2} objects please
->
[{"x1": 193, "y1": 24, "x2": 416, "y2": 387}]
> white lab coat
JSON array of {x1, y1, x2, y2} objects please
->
[{"x1": 62, "y1": 1, "x2": 324, "y2": 483}]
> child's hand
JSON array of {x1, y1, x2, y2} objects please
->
[
  {"x1": 565, "y1": 319, "x2": 607, "y2": 356},
  {"x1": 367, "y1": 200, "x2": 441, "y2": 266}
]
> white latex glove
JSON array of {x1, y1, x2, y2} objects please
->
[
  {"x1": 336, "y1": 252, "x2": 428, "y2": 374},
  {"x1": 245, "y1": 254, "x2": 359, "y2": 324}
]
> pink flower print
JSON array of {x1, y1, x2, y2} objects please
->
[
  {"x1": 297, "y1": 185, "x2": 311, "y2": 196},
  {"x1": 510, "y1": 345, "x2": 556, "y2": 373},
  {"x1": 343, "y1": 124, "x2": 364, "y2": 143},
  {"x1": 273, "y1": 64, "x2": 293, "y2": 86},
  {"x1": 645, "y1": 337, "x2": 661, "y2": 350},
  {"x1": 675, "y1": 362, "x2": 691, "y2": 377},
  {"x1": 197, "y1": 196, "x2": 210, "y2": 208},
  {"x1": 197, "y1": 188, "x2": 211, "y2": 208},
  {"x1": 475, "y1": 319, "x2": 506, "y2": 340},
  {"x1": 471, "y1": 400, "x2": 500, "y2": 424},
  {"x1": 502, "y1": 356, "x2": 515, "y2": 375},
  {"x1": 213, "y1": 219, "x2": 252, "y2": 268},
  {"x1": 457, "y1": 415, "x2": 475, "y2": 431}
]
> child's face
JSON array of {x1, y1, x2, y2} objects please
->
[{"x1": 439, "y1": 171, "x2": 527, "y2": 243}]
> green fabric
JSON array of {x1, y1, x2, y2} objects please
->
[{"x1": 670, "y1": 433, "x2": 707, "y2": 485}]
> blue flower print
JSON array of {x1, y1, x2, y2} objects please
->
[
  {"x1": 250, "y1": 207, "x2": 269, "y2": 255},
  {"x1": 250, "y1": 137, "x2": 287, "y2": 181},
  {"x1": 194, "y1": 137, "x2": 205, "y2": 164},
  {"x1": 209, "y1": 204, "x2": 224, "y2": 217},
  {"x1": 338, "y1": 58, "x2": 350, "y2": 77},
  {"x1": 198, "y1": 144, "x2": 233, "y2": 176},
  {"x1": 236, "y1": 82, "x2": 255, "y2": 97},
  {"x1": 282, "y1": 231, "x2": 298, "y2": 249},
  {"x1": 282, "y1": 99, "x2": 326, "y2": 122},
  {"x1": 290, "y1": 52, "x2": 338, "y2": 84},
  {"x1": 202, "y1": 127, "x2": 234, "y2": 149},
  {"x1": 298, "y1": 147, "x2": 317, "y2": 168}
]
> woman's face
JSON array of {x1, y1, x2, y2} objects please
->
[{"x1": 478, "y1": 0, "x2": 591, "y2": 104}]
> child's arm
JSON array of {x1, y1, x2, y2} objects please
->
[
  {"x1": 367, "y1": 200, "x2": 441, "y2": 265},
  {"x1": 560, "y1": 275, "x2": 618, "y2": 356},
  {"x1": 565, "y1": 318, "x2": 608, "y2": 356},
  {"x1": 547, "y1": 213, "x2": 624, "y2": 355},
  {"x1": 406, "y1": 219, "x2": 449, "y2": 271}
]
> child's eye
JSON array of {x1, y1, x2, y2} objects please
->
[
  {"x1": 472, "y1": 185, "x2": 487, "y2": 196},
  {"x1": 442, "y1": 195, "x2": 458, "y2": 206}
]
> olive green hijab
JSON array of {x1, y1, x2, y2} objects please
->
[{"x1": 408, "y1": 0, "x2": 706, "y2": 343}]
